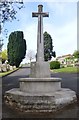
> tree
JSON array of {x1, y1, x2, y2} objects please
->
[
  {"x1": 7, "y1": 31, "x2": 26, "y2": 67},
  {"x1": 0, "y1": 1, "x2": 24, "y2": 35},
  {"x1": 43, "y1": 31, "x2": 56, "y2": 61},
  {"x1": 27, "y1": 50, "x2": 35, "y2": 63},
  {"x1": 1, "y1": 49, "x2": 8, "y2": 63},
  {"x1": 73, "y1": 50, "x2": 79, "y2": 59}
]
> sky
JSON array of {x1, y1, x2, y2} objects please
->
[{"x1": 1, "y1": 0, "x2": 78, "y2": 63}]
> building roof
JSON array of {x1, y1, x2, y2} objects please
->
[{"x1": 57, "y1": 54, "x2": 72, "y2": 59}]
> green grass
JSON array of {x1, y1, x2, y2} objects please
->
[
  {"x1": 0, "y1": 68, "x2": 19, "y2": 77},
  {"x1": 51, "y1": 67, "x2": 79, "y2": 73}
]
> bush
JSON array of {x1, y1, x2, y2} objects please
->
[{"x1": 50, "y1": 61, "x2": 60, "y2": 69}]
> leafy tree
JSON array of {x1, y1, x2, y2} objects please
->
[
  {"x1": 43, "y1": 31, "x2": 56, "y2": 61},
  {"x1": 1, "y1": 49, "x2": 8, "y2": 63},
  {"x1": 73, "y1": 50, "x2": 79, "y2": 59},
  {"x1": 0, "y1": 1, "x2": 24, "y2": 34},
  {"x1": 0, "y1": 1, "x2": 24, "y2": 24},
  {"x1": 7, "y1": 31, "x2": 26, "y2": 67}
]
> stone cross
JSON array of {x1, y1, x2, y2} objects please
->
[{"x1": 32, "y1": 5, "x2": 49, "y2": 62}]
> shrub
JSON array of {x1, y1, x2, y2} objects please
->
[{"x1": 50, "y1": 61, "x2": 60, "y2": 69}]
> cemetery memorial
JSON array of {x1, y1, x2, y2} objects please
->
[
  {"x1": 5, "y1": 5, "x2": 77, "y2": 113},
  {"x1": 0, "y1": 63, "x2": 16, "y2": 72}
]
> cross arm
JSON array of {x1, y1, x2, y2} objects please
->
[
  {"x1": 32, "y1": 13, "x2": 38, "y2": 17},
  {"x1": 32, "y1": 12, "x2": 49, "y2": 17}
]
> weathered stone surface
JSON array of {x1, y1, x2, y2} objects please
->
[
  {"x1": 30, "y1": 62, "x2": 50, "y2": 78},
  {"x1": 32, "y1": 5, "x2": 49, "y2": 63},
  {"x1": 31, "y1": 5, "x2": 50, "y2": 78},
  {"x1": 5, "y1": 88, "x2": 77, "y2": 113},
  {"x1": 19, "y1": 78, "x2": 61, "y2": 93}
]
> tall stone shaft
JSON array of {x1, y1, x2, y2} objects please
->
[{"x1": 32, "y1": 5, "x2": 49, "y2": 62}]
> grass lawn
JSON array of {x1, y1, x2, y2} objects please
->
[
  {"x1": 0, "y1": 68, "x2": 19, "y2": 77},
  {"x1": 51, "y1": 67, "x2": 79, "y2": 73}
]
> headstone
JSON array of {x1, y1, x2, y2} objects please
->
[
  {"x1": 13, "y1": 66, "x2": 16, "y2": 70},
  {"x1": 6, "y1": 64, "x2": 10, "y2": 71},
  {"x1": 75, "y1": 62, "x2": 79, "y2": 67},
  {"x1": 10, "y1": 66, "x2": 13, "y2": 71},
  {"x1": 2, "y1": 64, "x2": 7, "y2": 72}
]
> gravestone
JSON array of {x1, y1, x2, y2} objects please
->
[
  {"x1": 6, "y1": 64, "x2": 10, "y2": 71},
  {"x1": 9, "y1": 66, "x2": 13, "y2": 71},
  {"x1": 5, "y1": 5, "x2": 77, "y2": 113},
  {"x1": 2, "y1": 64, "x2": 7, "y2": 72},
  {"x1": 13, "y1": 66, "x2": 16, "y2": 69}
]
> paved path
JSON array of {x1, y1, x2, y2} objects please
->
[
  {"x1": 2, "y1": 67, "x2": 30, "y2": 94},
  {"x1": 51, "y1": 72, "x2": 78, "y2": 94},
  {"x1": 2, "y1": 67, "x2": 79, "y2": 118}
]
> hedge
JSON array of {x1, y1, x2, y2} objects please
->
[{"x1": 50, "y1": 61, "x2": 60, "y2": 69}]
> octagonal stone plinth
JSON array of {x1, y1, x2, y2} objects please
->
[
  {"x1": 4, "y1": 77, "x2": 77, "y2": 113},
  {"x1": 5, "y1": 88, "x2": 77, "y2": 113},
  {"x1": 19, "y1": 78, "x2": 61, "y2": 93}
]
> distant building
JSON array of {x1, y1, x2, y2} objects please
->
[
  {"x1": 50, "y1": 54, "x2": 78, "y2": 67},
  {"x1": 56, "y1": 54, "x2": 73, "y2": 65}
]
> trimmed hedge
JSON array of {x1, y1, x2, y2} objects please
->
[{"x1": 50, "y1": 61, "x2": 60, "y2": 69}]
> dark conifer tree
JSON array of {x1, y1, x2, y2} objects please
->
[{"x1": 7, "y1": 31, "x2": 26, "y2": 67}]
